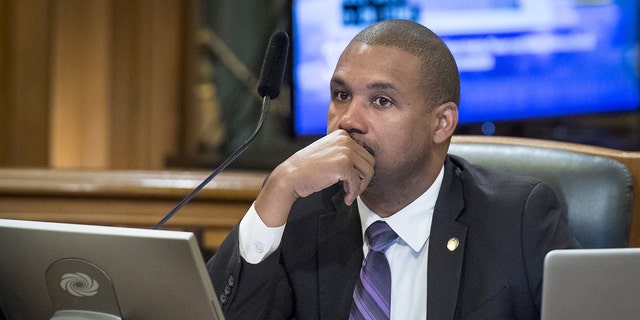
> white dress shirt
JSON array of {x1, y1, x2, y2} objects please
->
[{"x1": 238, "y1": 167, "x2": 444, "y2": 319}]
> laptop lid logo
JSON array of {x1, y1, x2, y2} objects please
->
[
  {"x1": 46, "y1": 258, "x2": 123, "y2": 319},
  {"x1": 60, "y1": 272, "x2": 99, "y2": 297}
]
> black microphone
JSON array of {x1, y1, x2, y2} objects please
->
[
  {"x1": 257, "y1": 30, "x2": 289, "y2": 99},
  {"x1": 154, "y1": 30, "x2": 289, "y2": 229}
]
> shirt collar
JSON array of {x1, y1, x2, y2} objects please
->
[{"x1": 357, "y1": 166, "x2": 444, "y2": 253}]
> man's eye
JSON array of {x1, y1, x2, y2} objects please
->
[
  {"x1": 334, "y1": 91, "x2": 350, "y2": 101},
  {"x1": 374, "y1": 97, "x2": 392, "y2": 107}
]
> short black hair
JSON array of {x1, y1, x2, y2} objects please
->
[{"x1": 351, "y1": 19, "x2": 460, "y2": 108}]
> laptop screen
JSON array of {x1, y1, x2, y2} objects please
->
[
  {"x1": 0, "y1": 219, "x2": 224, "y2": 320},
  {"x1": 542, "y1": 248, "x2": 640, "y2": 320}
]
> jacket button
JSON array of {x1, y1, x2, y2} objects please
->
[
  {"x1": 224, "y1": 284, "x2": 231, "y2": 295},
  {"x1": 228, "y1": 275, "x2": 235, "y2": 287},
  {"x1": 219, "y1": 294, "x2": 228, "y2": 305}
]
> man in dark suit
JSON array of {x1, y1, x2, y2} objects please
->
[{"x1": 207, "y1": 19, "x2": 579, "y2": 319}]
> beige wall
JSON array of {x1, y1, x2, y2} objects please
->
[{"x1": 1, "y1": 0, "x2": 195, "y2": 169}]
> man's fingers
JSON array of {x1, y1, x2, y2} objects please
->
[{"x1": 342, "y1": 165, "x2": 373, "y2": 205}]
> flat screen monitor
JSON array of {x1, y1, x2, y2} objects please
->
[
  {"x1": 0, "y1": 219, "x2": 224, "y2": 320},
  {"x1": 292, "y1": 0, "x2": 639, "y2": 136}
]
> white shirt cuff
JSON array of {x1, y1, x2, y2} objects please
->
[{"x1": 238, "y1": 202, "x2": 286, "y2": 264}]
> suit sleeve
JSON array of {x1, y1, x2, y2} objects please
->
[
  {"x1": 206, "y1": 225, "x2": 294, "y2": 319},
  {"x1": 521, "y1": 181, "x2": 581, "y2": 309}
]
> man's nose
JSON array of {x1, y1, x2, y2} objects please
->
[{"x1": 337, "y1": 100, "x2": 367, "y2": 133}]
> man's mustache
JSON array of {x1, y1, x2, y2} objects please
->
[{"x1": 350, "y1": 135, "x2": 375, "y2": 157}]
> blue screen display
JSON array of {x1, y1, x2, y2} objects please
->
[{"x1": 292, "y1": 0, "x2": 639, "y2": 135}]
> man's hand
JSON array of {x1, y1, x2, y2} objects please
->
[{"x1": 254, "y1": 130, "x2": 375, "y2": 227}]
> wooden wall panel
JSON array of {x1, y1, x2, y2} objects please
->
[
  {"x1": 50, "y1": 0, "x2": 111, "y2": 168},
  {"x1": 1, "y1": 0, "x2": 190, "y2": 170},
  {"x1": 110, "y1": 0, "x2": 187, "y2": 170},
  {"x1": 0, "y1": 0, "x2": 52, "y2": 167}
]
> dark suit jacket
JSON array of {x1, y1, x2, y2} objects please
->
[{"x1": 207, "y1": 155, "x2": 580, "y2": 319}]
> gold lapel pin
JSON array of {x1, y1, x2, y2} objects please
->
[{"x1": 447, "y1": 237, "x2": 459, "y2": 252}]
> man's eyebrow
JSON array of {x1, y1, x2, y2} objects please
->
[
  {"x1": 367, "y1": 82, "x2": 396, "y2": 91},
  {"x1": 330, "y1": 76, "x2": 346, "y2": 87},
  {"x1": 330, "y1": 77, "x2": 397, "y2": 91}
]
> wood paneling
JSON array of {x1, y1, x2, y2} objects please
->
[
  {"x1": 50, "y1": 0, "x2": 111, "y2": 168},
  {"x1": 109, "y1": 0, "x2": 189, "y2": 170},
  {"x1": 1, "y1": 0, "x2": 192, "y2": 170},
  {"x1": 0, "y1": 0, "x2": 52, "y2": 166}
]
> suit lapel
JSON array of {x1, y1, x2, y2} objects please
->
[
  {"x1": 318, "y1": 190, "x2": 363, "y2": 319},
  {"x1": 428, "y1": 158, "x2": 468, "y2": 320}
]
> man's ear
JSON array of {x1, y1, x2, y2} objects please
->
[{"x1": 433, "y1": 102, "x2": 458, "y2": 144}]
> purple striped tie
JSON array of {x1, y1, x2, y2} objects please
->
[{"x1": 349, "y1": 221, "x2": 398, "y2": 320}]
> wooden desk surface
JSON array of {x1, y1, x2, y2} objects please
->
[{"x1": 0, "y1": 168, "x2": 267, "y2": 249}]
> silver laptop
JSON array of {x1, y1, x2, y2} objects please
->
[
  {"x1": 0, "y1": 218, "x2": 225, "y2": 320},
  {"x1": 541, "y1": 248, "x2": 640, "y2": 320}
]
